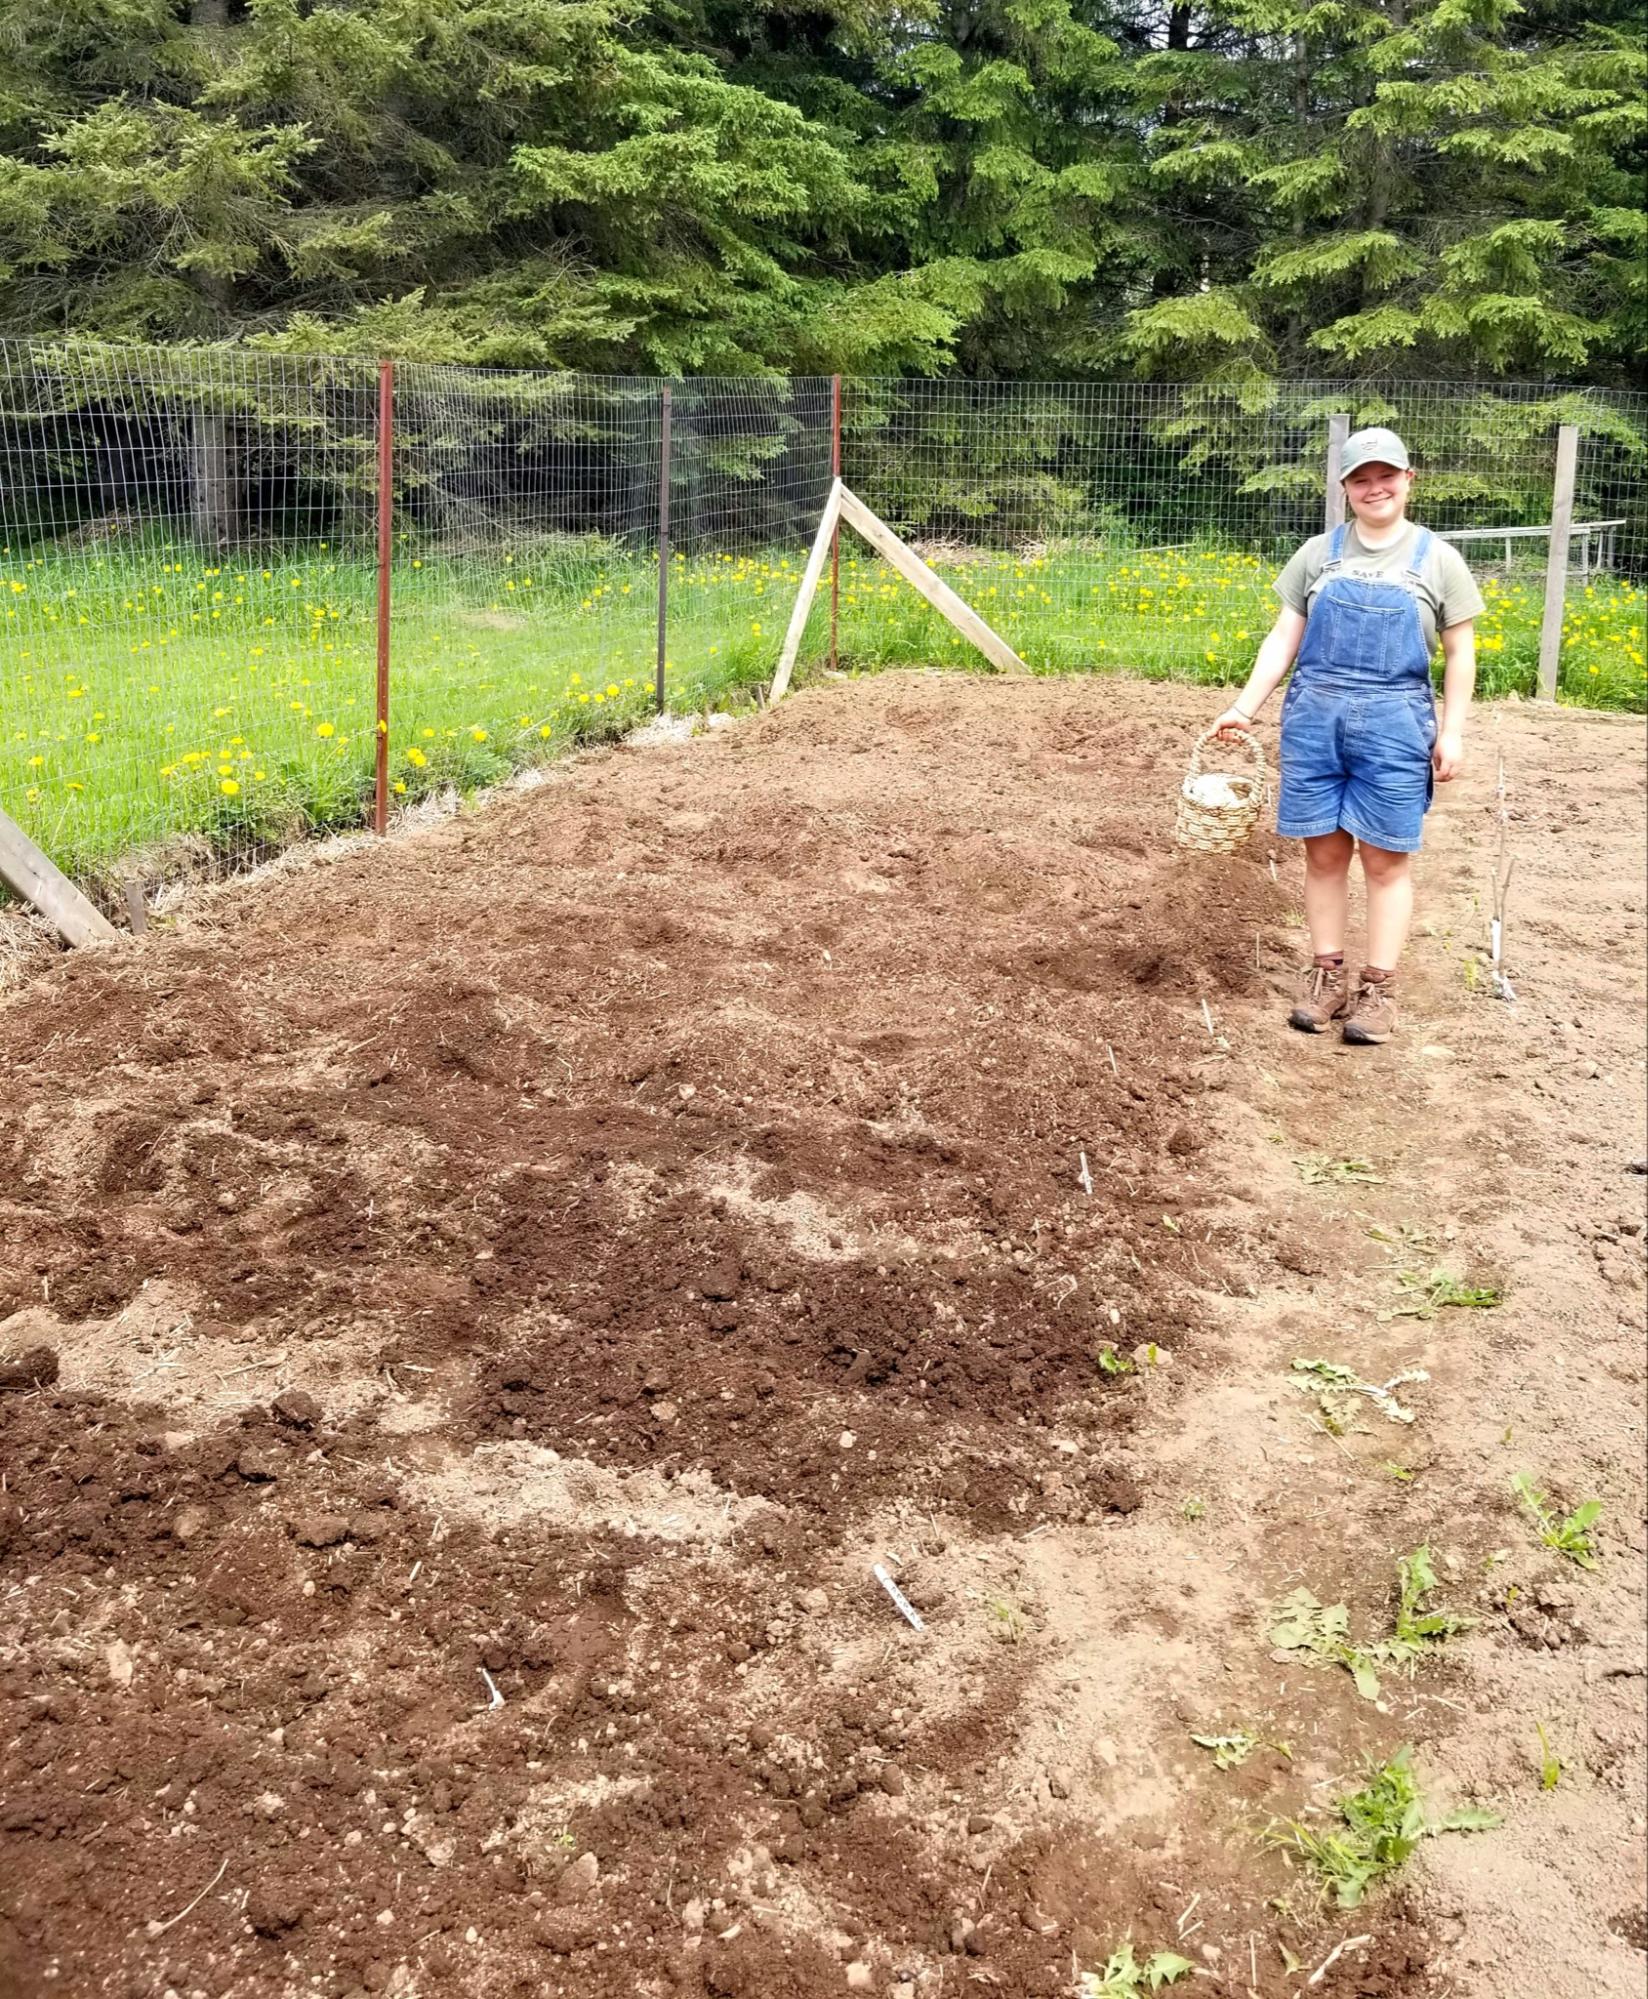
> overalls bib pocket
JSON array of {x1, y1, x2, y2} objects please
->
[{"x1": 1317, "y1": 596, "x2": 1401, "y2": 680}]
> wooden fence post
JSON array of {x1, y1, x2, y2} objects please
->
[
  {"x1": 1324, "y1": 414, "x2": 1351, "y2": 532},
  {"x1": 769, "y1": 482, "x2": 843, "y2": 705},
  {"x1": 1537, "y1": 423, "x2": 1579, "y2": 703}
]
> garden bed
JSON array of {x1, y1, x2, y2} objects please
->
[{"x1": 1, "y1": 674, "x2": 1643, "y2": 1999}]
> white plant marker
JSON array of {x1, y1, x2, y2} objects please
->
[{"x1": 872, "y1": 1564, "x2": 925, "y2": 1632}]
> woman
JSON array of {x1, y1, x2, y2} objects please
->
[{"x1": 1213, "y1": 426, "x2": 1483, "y2": 1046}]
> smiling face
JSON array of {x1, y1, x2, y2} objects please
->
[{"x1": 1343, "y1": 461, "x2": 1415, "y2": 533}]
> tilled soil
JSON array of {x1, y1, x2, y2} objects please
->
[{"x1": 1, "y1": 674, "x2": 1643, "y2": 1999}]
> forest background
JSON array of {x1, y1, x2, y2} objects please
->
[{"x1": 0, "y1": 0, "x2": 1643, "y2": 387}]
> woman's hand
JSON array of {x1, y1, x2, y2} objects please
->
[
  {"x1": 1212, "y1": 705, "x2": 1255, "y2": 741},
  {"x1": 1433, "y1": 731, "x2": 1465, "y2": 781}
]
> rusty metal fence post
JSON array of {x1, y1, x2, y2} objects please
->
[
  {"x1": 656, "y1": 383, "x2": 672, "y2": 714},
  {"x1": 830, "y1": 375, "x2": 843, "y2": 671},
  {"x1": 373, "y1": 358, "x2": 394, "y2": 835}
]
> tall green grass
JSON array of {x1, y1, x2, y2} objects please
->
[
  {"x1": 830, "y1": 543, "x2": 1648, "y2": 708},
  {"x1": 3, "y1": 532, "x2": 1642, "y2": 879}
]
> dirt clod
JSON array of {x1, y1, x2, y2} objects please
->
[
  {"x1": 272, "y1": 1387, "x2": 323, "y2": 1428},
  {"x1": 556, "y1": 1852, "x2": 600, "y2": 1904},
  {"x1": 0, "y1": 1344, "x2": 59, "y2": 1392},
  {"x1": 289, "y1": 1512, "x2": 351, "y2": 1547}
]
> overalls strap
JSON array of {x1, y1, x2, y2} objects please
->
[
  {"x1": 1327, "y1": 523, "x2": 1349, "y2": 564},
  {"x1": 1406, "y1": 528, "x2": 1432, "y2": 574}
]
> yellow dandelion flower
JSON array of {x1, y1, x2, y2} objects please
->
[
  {"x1": 220, "y1": 778, "x2": 240, "y2": 796},
  {"x1": 316, "y1": 721, "x2": 335, "y2": 737}
]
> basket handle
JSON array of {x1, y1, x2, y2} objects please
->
[{"x1": 1187, "y1": 723, "x2": 1267, "y2": 784}]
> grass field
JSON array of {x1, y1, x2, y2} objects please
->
[{"x1": 3, "y1": 533, "x2": 1644, "y2": 877}]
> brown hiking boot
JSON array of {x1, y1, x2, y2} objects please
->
[
  {"x1": 1288, "y1": 958, "x2": 1349, "y2": 1034},
  {"x1": 1342, "y1": 972, "x2": 1398, "y2": 1045}
]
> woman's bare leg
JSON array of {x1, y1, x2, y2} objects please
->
[
  {"x1": 1303, "y1": 830, "x2": 1355, "y2": 957},
  {"x1": 1359, "y1": 841, "x2": 1414, "y2": 971}
]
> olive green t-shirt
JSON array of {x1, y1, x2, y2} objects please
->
[{"x1": 1275, "y1": 525, "x2": 1486, "y2": 659}]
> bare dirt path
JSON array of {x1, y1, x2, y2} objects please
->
[{"x1": 1, "y1": 674, "x2": 1642, "y2": 1999}]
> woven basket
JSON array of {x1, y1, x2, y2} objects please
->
[{"x1": 1173, "y1": 726, "x2": 1267, "y2": 855}]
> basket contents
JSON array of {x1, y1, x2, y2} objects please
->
[{"x1": 1173, "y1": 726, "x2": 1267, "y2": 854}]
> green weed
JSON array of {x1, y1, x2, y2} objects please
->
[
  {"x1": 1264, "y1": 1747, "x2": 1500, "y2": 1909},
  {"x1": 1382, "y1": 1547, "x2": 1474, "y2": 1663},
  {"x1": 1295, "y1": 1155, "x2": 1383, "y2": 1186},
  {"x1": 1077, "y1": 1942, "x2": 1195, "y2": 1996},
  {"x1": 1180, "y1": 1496, "x2": 1208, "y2": 1522},
  {"x1": 1191, "y1": 1729, "x2": 1292, "y2": 1771},
  {"x1": 1536, "y1": 1723, "x2": 1562, "y2": 1792},
  {"x1": 1096, "y1": 1345, "x2": 1135, "y2": 1378},
  {"x1": 1512, "y1": 1475, "x2": 1603, "y2": 1569},
  {"x1": 2, "y1": 535, "x2": 773, "y2": 879},
  {"x1": 988, "y1": 1597, "x2": 1026, "y2": 1644},
  {"x1": 1270, "y1": 1592, "x2": 1382, "y2": 1700},
  {"x1": 1270, "y1": 1547, "x2": 1472, "y2": 1701},
  {"x1": 1382, "y1": 1268, "x2": 1503, "y2": 1319},
  {"x1": 1192, "y1": 1729, "x2": 1260, "y2": 1770},
  {"x1": 1290, "y1": 1357, "x2": 1428, "y2": 1425},
  {"x1": 1368, "y1": 1221, "x2": 1436, "y2": 1255}
]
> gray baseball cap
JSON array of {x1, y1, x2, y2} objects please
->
[{"x1": 1340, "y1": 426, "x2": 1411, "y2": 478}]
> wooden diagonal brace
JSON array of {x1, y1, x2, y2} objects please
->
[{"x1": 0, "y1": 809, "x2": 120, "y2": 947}]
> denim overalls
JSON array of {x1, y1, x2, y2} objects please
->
[{"x1": 1276, "y1": 523, "x2": 1439, "y2": 854}]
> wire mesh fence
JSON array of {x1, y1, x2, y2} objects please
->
[
  {"x1": 664, "y1": 376, "x2": 837, "y2": 702},
  {"x1": 1, "y1": 343, "x2": 1643, "y2": 893},
  {"x1": 838, "y1": 378, "x2": 1648, "y2": 697},
  {"x1": 387, "y1": 368, "x2": 662, "y2": 809},
  {"x1": 0, "y1": 345, "x2": 382, "y2": 881}
]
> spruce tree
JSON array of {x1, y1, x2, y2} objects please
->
[{"x1": 1116, "y1": 0, "x2": 1647, "y2": 382}]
